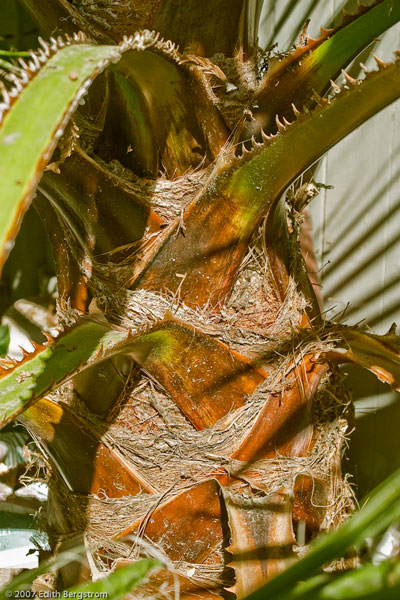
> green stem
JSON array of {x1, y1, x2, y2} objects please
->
[{"x1": 0, "y1": 50, "x2": 30, "y2": 56}]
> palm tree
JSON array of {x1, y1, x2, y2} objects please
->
[{"x1": 1, "y1": 0, "x2": 400, "y2": 597}]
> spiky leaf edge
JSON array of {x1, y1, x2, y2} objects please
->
[
  {"x1": 0, "y1": 30, "x2": 190, "y2": 275},
  {"x1": 131, "y1": 51, "x2": 400, "y2": 311}
]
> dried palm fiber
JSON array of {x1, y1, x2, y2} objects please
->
[
  {"x1": 31, "y1": 136, "x2": 356, "y2": 595},
  {"x1": 23, "y1": 140, "x2": 357, "y2": 596},
  {"x1": 36, "y1": 208, "x2": 354, "y2": 595},
  {"x1": 42, "y1": 361, "x2": 353, "y2": 589}
]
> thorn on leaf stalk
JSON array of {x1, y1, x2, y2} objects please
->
[
  {"x1": 311, "y1": 90, "x2": 327, "y2": 105},
  {"x1": 275, "y1": 115, "x2": 286, "y2": 132},
  {"x1": 319, "y1": 26, "x2": 332, "y2": 38},
  {"x1": 38, "y1": 37, "x2": 51, "y2": 56},
  {"x1": 18, "y1": 58, "x2": 29, "y2": 71},
  {"x1": 373, "y1": 54, "x2": 388, "y2": 68},
  {"x1": 291, "y1": 103, "x2": 301, "y2": 117},
  {"x1": 49, "y1": 37, "x2": 58, "y2": 51},
  {"x1": 29, "y1": 52, "x2": 41, "y2": 69},
  {"x1": 260, "y1": 128, "x2": 270, "y2": 143},
  {"x1": 42, "y1": 331, "x2": 54, "y2": 345},
  {"x1": 342, "y1": 70, "x2": 358, "y2": 85},
  {"x1": 330, "y1": 80, "x2": 341, "y2": 93},
  {"x1": 0, "y1": 81, "x2": 10, "y2": 106}
]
